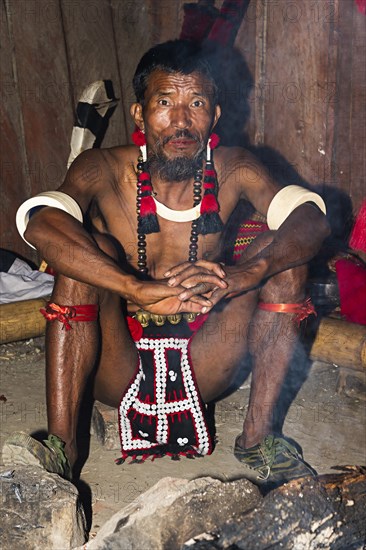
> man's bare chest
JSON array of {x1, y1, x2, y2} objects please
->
[{"x1": 91, "y1": 192, "x2": 223, "y2": 278}]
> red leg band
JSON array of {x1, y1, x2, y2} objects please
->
[
  {"x1": 257, "y1": 298, "x2": 316, "y2": 325},
  {"x1": 40, "y1": 302, "x2": 99, "y2": 331}
]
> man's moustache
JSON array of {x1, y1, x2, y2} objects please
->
[{"x1": 162, "y1": 131, "x2": 200, "y2": 146}]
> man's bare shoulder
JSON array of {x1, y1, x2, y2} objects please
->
[
  {"x1": 64, "y1": 145, "x2": 138, "y2": 188},
  {"x1": 215, "y1": 145, "x2": 266, "y2": 176},
  {"x1": 215, "y1": 145, "x2": 279, "y2": 212},
  {"x1": 70, "y1": 145, "x2": 137, "y2": 173},
  {"x1": 101, "y1": 144, "x2": 140, "y2": 166}
]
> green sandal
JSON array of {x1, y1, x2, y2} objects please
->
[
  {"x1": 2, "y1": 432, "x2": 72, "y2": 481},
  {"x1": 234, "y1": 434, "x2": 317, "y2": 488}
]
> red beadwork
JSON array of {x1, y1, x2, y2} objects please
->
[
  {"x1": 132, "y1": 126, "x2": 146, "y2": 146},
  {"x1": 209, "y1": 133, "x2": 220, "y2": 149}
]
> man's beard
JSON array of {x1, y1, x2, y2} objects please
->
[{"x1": 147, "y1": 130, "x2": 205, "y2": 182}]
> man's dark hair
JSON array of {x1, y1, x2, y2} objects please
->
[{"x1": 133, "y1": 39, "x2": 219, "y2": 105}]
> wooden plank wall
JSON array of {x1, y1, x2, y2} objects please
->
[
  {"x1": 236, "y1": 0, "x2": 365, "y2": 218},
  {"x1": 0, "y1": 0, "x2": 186, "y2": 262},
  {"x1": 1, "y1": 0, "x2": 364, "y2": 263}
]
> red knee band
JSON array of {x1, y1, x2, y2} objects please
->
[
  {"x1": 257, "y1": 298, "x2": 316, "y2": 325},
  {"x1": 40, "y1": 302, "x2": 99, "y2": 331}
]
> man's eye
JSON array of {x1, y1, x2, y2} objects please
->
[
  {"x1": 158, "y1": 99, "x2": 169, "y2": 106},
  {"x1": 192, "y1": 100, "x2": 204, "y2": 107}
]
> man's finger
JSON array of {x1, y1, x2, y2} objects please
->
[
  {"x1": 163, "y1": 262, "x2": 191, "y2": 278},
  {"x1": 195, "y1": 260, "x2": 226, "y2": 278},
  {"x1": 168, "y1": 270, "x2": 227, "y2": 288},
  {"x1": 167, "y1": 267, "x2": 209, "y2": 286},
  {"x1": 184, "y1": 276, "x2": 227, "y2": 292},
  {"x1": 178, "y1": 282, "x2": 219, "y2": 301},
  {"x1": 164, "y1": 260, "x2": 226, "y2": 279}
]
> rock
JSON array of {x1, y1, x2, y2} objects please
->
[
  {"x1": 183, "y1": 467, "x2": 366, "y2": 549},
  {"x1": 91, "y1": 401, "x2": 120, "y2": 450},
  {"x1": 336, "y1": 368, "x2": 366, "y2": 401},
  {"x1": 0, "y1": 466, "x2": 87, "y2": 549},
  {"x1": 78, "y1": 476, "x2": 261, "y2": 550}
]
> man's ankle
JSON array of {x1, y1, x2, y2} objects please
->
[{"x1": 237, "y1": 429, "x2": 270, "y2": 449}]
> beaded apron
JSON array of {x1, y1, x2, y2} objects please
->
[{"x1": 118, "y1": 317, "x2": 214, "y2": 462}]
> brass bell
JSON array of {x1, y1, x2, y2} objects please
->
[
  {"x1": 167, "y1": 314, "x2": 182, "y2": 325},
  {"x1": 151, "y1": 313, "x2": 165, "y2": 326},
  {"x1": 183, "y1": 313, "x2": 198, "y2": 323},
  {"x1": 135, "y1": 310, "x2": 150, "y2": 328}
]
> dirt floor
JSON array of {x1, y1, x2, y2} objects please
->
[{"x1": 1, "y1": 336, "x2": 365, "y2": 539}]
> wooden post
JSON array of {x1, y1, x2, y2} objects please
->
[
  {"x1": 310, "y1": 317, "x2": 366, "y2": 371},
  {"x1": 0, "y1": 298, "x2": 47, "y2": 344}
]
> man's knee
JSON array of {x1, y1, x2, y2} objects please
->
[
  {"x1": 51, "y1": 272, "x2": 100, "y2": 304},
  {"x1": 260, "y1": 264, "x2": 308, "y2": 303}
]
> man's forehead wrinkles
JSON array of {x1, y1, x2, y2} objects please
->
[
  {"x1": 152, "y1": 87, "x2": 208, "y2": 97},
  {"x1": 146, "y1": 70, "x2": 213, "y2": 94}
]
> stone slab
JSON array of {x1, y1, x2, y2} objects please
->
[
  {"x1": 0, "y1": 466, "x2": 87, "y2": 549},
  {"x1": 77, "y1": 476, "x2": 261, "y2": 550},
  {"x1": 91, "y1": 401, "x2": 120, "y2": 451}
]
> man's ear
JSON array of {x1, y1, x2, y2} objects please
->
[
  {"x1": 130, "y1": 103, "x2": 144, "y2": 129},
  {"x1": 212, "y1": 104, "x2": 221, "y2": 129}
]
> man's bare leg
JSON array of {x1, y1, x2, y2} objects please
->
[
  {"x1": 46, "y1": 273, "x2": 138, "y2": 469},
  {"x1": 238, "y1": 265, "x2": 307, "y2": 449},
  {"x1": 190, "y1": 233, "x2": 308, "y2": 446},
  {"x1": 189, "y1": 233, "x2": 315, "y2": 484},
  {"x1": 3, "y1": 237, "x2": 138, "y2": 477}
]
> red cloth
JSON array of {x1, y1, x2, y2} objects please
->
[
  {"x1": 335, "y1": 259, "x2": 366, "y2": 325},
  {"x1": 349, "y1": 200, "x2": 366, "y2": 254},
  {"x1": 126, "y1": 316, "x2": 144, "y2": 342},
  {"x1": 180, "y1": 4, "x2": 218, "y2": 42},
  {"x1": 258, "y1": 298, "x2": 316, "y2": 325},
  {"x1": 40, "y1": 303, "x2": 98, "y2": 330},
  {"x1": 356, "y1": 0, "x2": 366, "y2": 16},
  {"x1": 232, "y1": 219, "x2": 269, "y2": 262}
]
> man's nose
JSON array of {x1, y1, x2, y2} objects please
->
[{"x1": 171, "y1": 105, "x2": 192, "y2": 128}]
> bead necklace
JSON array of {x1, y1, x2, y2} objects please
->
[{"x1": 136, "y1": 156, "x2": 203, "y2": 275}]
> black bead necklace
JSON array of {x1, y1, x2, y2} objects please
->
[{"x1": 136, "y1": 157, "x2": 203, "y2": 275}]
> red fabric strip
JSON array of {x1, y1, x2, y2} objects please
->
[
  {"x1": 40, "y1": 302, "x2": 98, "y2": 331},
  {"x1": 258, "y1": 298, "x2": 316, "y2": 325}
]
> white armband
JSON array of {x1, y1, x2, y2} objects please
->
[
  {"x1": 267, "y1": 185, "x2": 326, "y2": 230},
  {"x1": 16, "y1": 191, "x2": 83, "y2": 248}
]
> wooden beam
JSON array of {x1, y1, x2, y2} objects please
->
[
  {"x1": 310, "y1": 316, "x2": 366, "y2": 370},
  {"x1": 0, "y1": 298, "x2": 47, "y2": 344}
]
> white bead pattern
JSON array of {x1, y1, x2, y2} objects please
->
[{"x1": 118, "y1": 336, "x2": 211, "y2": 455}]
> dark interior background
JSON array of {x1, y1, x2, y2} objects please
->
[{"x1": 1, "y1": 0, "x2": 365, "y2": 263}]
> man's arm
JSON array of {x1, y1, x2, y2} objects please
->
[
  {"x1": 25, "y1": 149, "x2": 136, "y2": 295},
  {"x1": 210, "y1": 201, "x2": 330, "y2": 302},
  {"x1": 165, "y1": 148, "x2": 330, "y2": 302},
  {"x1": 231, "y1": 149, "x2": 330, "y2": 280},
  {"x1": 23, "y1": 150, "x2": 211, "y2": 314}
]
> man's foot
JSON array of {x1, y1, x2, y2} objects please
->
[
  {"x1": 234, "y1": 434, "x2": 317, "y2": 488},
  {"x1": 2, "y1": 432, "x2": 72, "y2": 481}
]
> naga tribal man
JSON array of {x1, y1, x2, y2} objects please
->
[{"x1": 3, "y1": 40, "x2": 329, "y2": 488}]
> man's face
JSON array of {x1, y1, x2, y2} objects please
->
[{"x1": 131, "y1": 69, "x2": 221, "y2": 180}]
